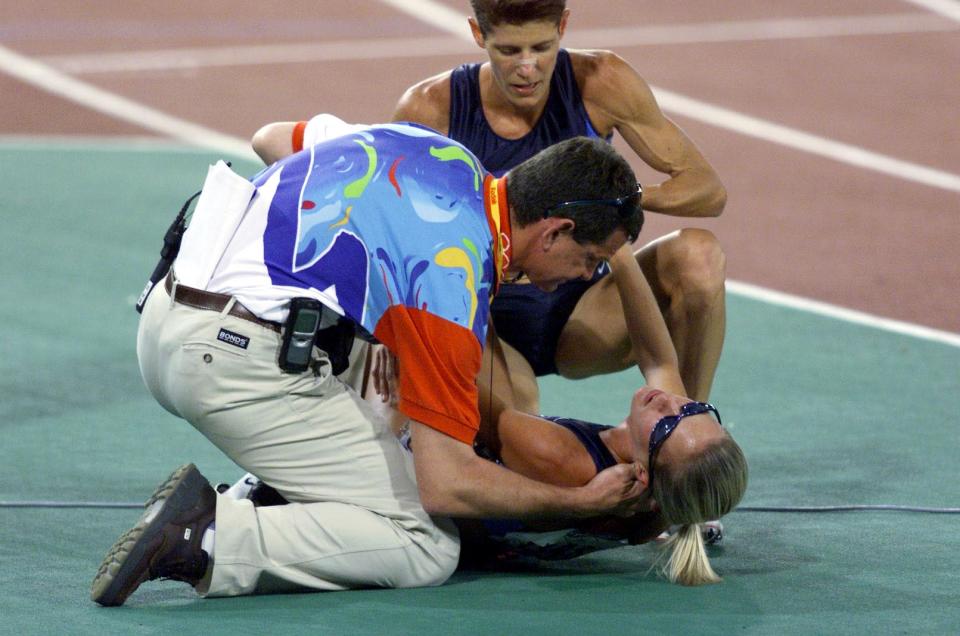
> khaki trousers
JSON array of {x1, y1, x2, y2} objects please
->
[{"x1": 137, "y1": 283, "x2": 459, "y2": 595}]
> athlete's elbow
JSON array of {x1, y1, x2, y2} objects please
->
[
  {"x1": 702, "y1": 182, "x2": 727, "y2": 218},
  {"x1": 251, "y1": 124, "x2": 273, "y2": 163},
  {"x1": 417, "y1": 480, "x2": 463, "y2": 517},
  {"x1": 251, "y1": 123, "x2": 291, "y2": 165}
]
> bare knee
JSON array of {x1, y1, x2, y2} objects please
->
[{"x1": 655, "y1": 229, "x2": 726, "y2": 310}]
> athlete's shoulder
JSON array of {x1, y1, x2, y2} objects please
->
[
  {"x1": 568, "y1": 48, "x2": 658, "y2": 125},
  {"x1": 503, "y1": 416, "x2": 600, "y2": 487},
  {"x1": 568, "y1": 48, "x2": 645, "y2": 95},
  {"x1": 391, "y1": 70, "x2": 453, "y2": 135}
]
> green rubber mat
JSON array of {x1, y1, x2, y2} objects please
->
[{"x1": 2, "y1": 142, "x2": 958, "y2": 635}]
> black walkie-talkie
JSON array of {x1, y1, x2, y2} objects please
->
[
  {"x1": 278, "y1": 298, "x2": 323, "y2": 373},
  {"x1": 135, "y1": 189, "x2": 201, "y2": 313},
  {"x1": 135, "y1": 162, "x2": 232, "y2": 314}
]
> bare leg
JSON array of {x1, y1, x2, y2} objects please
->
[{"x1": 636, "y1": 229, "x2": 725, "y2": 402}]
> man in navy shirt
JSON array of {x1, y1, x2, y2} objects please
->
[{"x1": 390, "y1": 0, "x2": 727, "y2": 409}]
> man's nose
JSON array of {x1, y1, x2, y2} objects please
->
[{"x1": 516, "y1": 58, "x2": 537, "y2": 74}]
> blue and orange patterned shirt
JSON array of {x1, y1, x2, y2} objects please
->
[{"x1": 237, "y1": 123, "x2": 508, "y2": 443}]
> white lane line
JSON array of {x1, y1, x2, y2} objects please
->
[
  {"x1": 902, "y1": 0, "x2": 960, "y2": 22},
  {"x1": 39, "y1": 13, "x2": 955, "y2": 75},
  {"x1": 652, "y1": 87, "x2": 960, "y2": 193},
  {"x1": 2, "y1": 20, "x2": 957, "y2": 344},
  {"x1": 0, "y1": 134, "x2": 234, "y2": 153},
  {"x1": 40, "y1": 36, "x2": 474, "y2": 75},
  {"x1": 564, "y1": 12, "x2": 957, "y2": 47},
  {"x1": 26, "y1": 7, "x2": 960, "y2": 191},
  {"x1": 0, "y1": 43, "x2": 256, "y2": 161},
  {"x1": 380, "y1": 0, "x2": 960, "y2": 44},
  {"x1": 4, "y1": 134, "x2": 959, "y2": 347},
  {"x1": 377, "y1": 0, "x2": 960, "y2": 345},
  {"x1": 378, "y1": 0, "x2": 960, "y2": 194},
  {"x1": 377, "y1": 0, "x2": 471, "y2": 36},
  {"x1": 727, "y1": 281, "x2": 960, "y2": 349}
]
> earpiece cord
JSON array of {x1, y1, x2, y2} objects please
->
[
  {"x1": 735, "y1": 504, "x2": 960, "y2": 514},
  {"x1": 485, "y1": 327, "x2": 495, "y2": 455},
  {"x1": 4, "y1": 501, "x2": 959, "y2": 513}
]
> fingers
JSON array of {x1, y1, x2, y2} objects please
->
[
  {"x1": 616, "y1": 463, "x2": 641, "y2": 491},
  {"x1": 618, "y1": 484, "x2": 646, "y2": 517},
  {"x1": 611, "y1": 464, "x2": 646, "y2": 517},
  {"x1": 371, "y1": 347, "x2": 399, "y2": 403},
  {"x1": 385, "y1": 351, "x2": 399, "y2": 404},
  {"x1": 371, "y1": 347, "x2": 385, "y2": 396}
]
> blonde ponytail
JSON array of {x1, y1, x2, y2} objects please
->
[
  {"x1": 659, "y1": 523, "x2": 721, "y2": 585},
  {"x1": 651, "y1": 433, "x2": 748, "y2": 586}
]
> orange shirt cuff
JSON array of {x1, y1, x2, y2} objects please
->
[
  {"x1": 292, "y1": 120, "x2": 307, "y2": 152},
  {"x1": 399, "y1": 397, "x2": 478, "y2": 445}
]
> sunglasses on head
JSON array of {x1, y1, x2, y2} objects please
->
[
  {"x1": 542, "y1": 183, "x2": 642, "y2": 241},
  {"x1": 647, "y1": 401, "x2": 722, "y2": 490}
]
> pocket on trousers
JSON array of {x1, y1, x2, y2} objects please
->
[
  {"x1": 184, "y1": 339, "x2": 250, "y2": 357},
  {"x1": 173, "y1": 342, "x2": 245, "y2": 388},
  {"x1": 283, "y1": 368, "x2": 342, "y2": 416},
  {"x1": 166, "y1": 341, "x2": 253, "y2": 422}
]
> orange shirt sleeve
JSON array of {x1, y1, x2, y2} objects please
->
[
  {"x1": 373, "y1": 305, "x2": 482, "y2": 444},
  {"x1": 292, "y1": 121, "x2": 307, "y2": 153}
]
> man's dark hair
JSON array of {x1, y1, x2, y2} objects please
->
[
  {"x1": 505, "y1": 137, "x2": 643, "y2": 245},
  {"x1": 470, "y1": 0, "x2": 567, "y2": 37}
]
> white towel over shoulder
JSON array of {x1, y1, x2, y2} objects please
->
[{"x1": 175, "y1": 160, "x2": 256, "y2": 290}]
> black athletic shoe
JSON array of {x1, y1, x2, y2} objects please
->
[
  {"x1": 219, "y1": 473, "x2": 290, "y2": 507},
  {"x1": 655, "y1": 520, "x2": 725, "y2": 546},
  {"x1": 248, "y1": 481, "x2": 289, "y2": 507},
  {"x1": 702, "y1": 520, "x2": 724, "y2": 546},
  {"x1": 91, "y1": 463, "x2": 216, "y2": 606}
]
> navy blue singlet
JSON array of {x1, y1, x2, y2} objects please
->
[
  {"x1": 448, "y1": 49, "x2": 611, "y2": 376},
  {"x1": 447, "y1": 49, "x2": 606, "y2": 176},
  {"x1": 544, "y1": 416, "x2": 618, "y2": 474}
]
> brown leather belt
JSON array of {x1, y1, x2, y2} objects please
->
[{"x1": 164, "y1": 274, "x2": 281, "y2": 333}]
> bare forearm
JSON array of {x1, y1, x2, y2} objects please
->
[
  {"x1": 640, "y1": 168, "x2": 727, "y2": 218},
  {"x1": 411, "y1": 421, "x2": 641, "y2": 520},
  {"x1": 422, "y1": 446, "x2": 590, "y2": 519},
  {"x1": 608, "y1": 247, "x2": 686, "y2": 395},
  {"x1": 585, "y1": 52, "x2": 725, "y2": 218}
]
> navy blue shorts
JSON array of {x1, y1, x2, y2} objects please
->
[{"x1": 490, "y1": 265, "x2": 609, "y2": 376}]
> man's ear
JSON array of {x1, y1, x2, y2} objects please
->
[
  {"x1": 541, "y1": 218, "x2": 575, "y2": 250},
  {"x1": 558, "y1": 9, "x2": 571, "y2": 38},
  {"x1": 468, "y1": 18, "x2": 485, "y2": 49}
]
